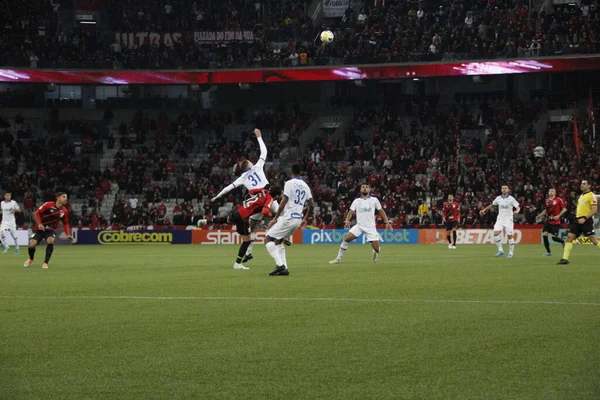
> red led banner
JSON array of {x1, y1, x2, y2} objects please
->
[{"x1": 1, "y1": 56, "x2": 599, "y2": 84}]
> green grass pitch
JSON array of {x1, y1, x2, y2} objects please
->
[{"x1": 1, "y1": 244, "x2": 599, "y2": 400}]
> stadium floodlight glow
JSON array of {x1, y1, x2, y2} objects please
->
[{"x1": 80, "y1": 21, "x2": 97, "y2": 24}]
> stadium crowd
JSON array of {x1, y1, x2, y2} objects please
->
[
  {"x1": 0, "y1": 0, "x2": 599, "y2": 69},
  {"x1": 1, "y1": 92, "x2": 599, "y2": 229}
]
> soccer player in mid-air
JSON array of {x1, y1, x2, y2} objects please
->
[
  {"x1": 266, "y1": 163, "x2": 314, "y2": 276},
  {"x1": 479, "y1": 184, "x2": 520, "y2": 258},
  {"x1": 557, "y1": 180, "x2": 600, "y2": 264},
  {"x1": 537, "y1": 188, "x2": 567, "y2": 256},
  {"x1": 1, "y1": 191, "x2": 22, "y2": 255},
  {"x1": 442, "y1": 194, "x2": 460, "y2": 249},
  {"x1": 24, "y1": 192, "x2": 74, "y2": 269},
  {"x1": 329, "y1": 183, "x2": 393, "y2": 264},
  {"x1": 211, "y1": 128, "x2": 273, "y2": 270}
]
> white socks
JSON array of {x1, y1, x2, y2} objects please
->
[
  {"x1": 266, "y1": 241, "x2": 283, "y2": 266},
  {"x1": 508, "y1": 239, "x2": 515, "y2": 254},
  {"x1": 336, "y1": 242, "x2": 349, "y2": 260},
  {"x1": 278, "y1": 244, "x2": 287, "y2": 268},
  {"x1": 245, "y1": 233, "x2": 256, "y2": 255},
  {"x1": 494, "y1": 234, "x2": 503, "y2": 252}
]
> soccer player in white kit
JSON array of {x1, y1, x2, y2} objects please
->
[
  {"x1": 265, "y1": 163, "x2": 314, "y2": 276},
  {"x1": 329, "y1": 183, "x2": 393, "y2": 264},
  {"x1": 211, "y1": 128, "x2": 270, "y2": 270},
  {"x1": 1, "y1": 191, "x2": 22, "y2": 255},
  {"x1": 479, "y1": 184, "x2": 521, "y2": 258}
]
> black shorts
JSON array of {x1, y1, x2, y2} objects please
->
[
  {"x1": 542, "y1": 221, "x2": 561, "y2": 236},
  {"x1": 31, "y1": 230, "x2": 56, "y2": 243},
  {"x1": 231, "y1": 209, "x2": 251, "y2": 236},
  {"x1": 445, "y1": 221, "x2": 458, "y2": 231},
  {"x1": 568, "y1": 218, "x2": 595, "y2": 237}
]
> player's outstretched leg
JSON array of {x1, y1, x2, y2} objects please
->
[
  {"x1": 542, "y1": 234, "x2": 552, "y2": 256},
  {"x1": 371, "y1": 241, "x2": 380, "y2": 263},
  {"x1": 24, "y1": 238, "x2": 38, "y2": 267},
  {"x1": 1, "y1": 230, "x2": 9, "y2": 254},
  {"x1": 493, "y1": 230, "x2": 504, "y2": 256},
  {"x1": 330, "y1": 232, "x2": 356, "y2": 264},
  {"x1": 42, "y1": 236, "x2": 55, "y2": 269},
  {"x1": 551, "y1": 235, "x2": 565, "y2": 248},
  {"x1": 9, "y1": 228, "x2": 19, "y2": 255}
]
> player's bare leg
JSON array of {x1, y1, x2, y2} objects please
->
[
  {"x1": 493, "y1": 230, "x2": 504, "y2": 256},
  {"x1": 330, "y1": 232, "x2": 357, "y2": 264},
  {"x1": 371, "y1": 240, "x2": 381, "y2": 263},
  {"x1": 24, "y1": 238, "x2": 38, "y2": 267},
  {"x1": 507, "y1": 234, "x2": 515, "y2": 258}
]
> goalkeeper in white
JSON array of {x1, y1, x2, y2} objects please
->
[
  {"x1": 1, "y1": 191, "x2": 22, "y2": 255},
  {"x1": 329, "y1": 183, "x2": 393, "y2": 264}
]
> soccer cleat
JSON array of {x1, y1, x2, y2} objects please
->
[
  {"x1": 495, "y1": 251, "x2": 504, "y2": 257},
  {"x1": 372, "y1": 251, "x2": 379, "y2": 263},
  {"x1": 269, "y1": 265, "x2": 289, "y2": 276},
  {"x1": 241, "y1": 254, "x2": 254, "y2": 263},
  {"x1": 24, "y1": 259, "x2": 33, "y2": 268},
  {"x1": 283, "y1": 239, "x2": 292, "y2": 247},
  {"x1": 328, "y1": 258, "x2": 341, "y2": 264},
  {"x1": 507, "y1": 253, "x2": 514, "y2": 259},
  {"x1": 451, "y1": 246, "x2": 457, "y2": 249},
  {"x1": 233, "y1": 263, "x2": 249, "y2": 270},
  {"x1": 448, "y1": 244, "x2": 452, "y2": 249},
  {"x1": 557, "y1": 259, "x2": 570, "y2": 265},
  {"x1": 543, "y1": 252, "x2": 552, "y2": 256},
  {"x1": 14, "y1": 248, "x2": 19, "y2": 255},
  {"x1": 2, "y1": 246, "x2": 9, "y2": 255},
  {"x1": 42, "y1": 263, "x2": 49, "y2": 269}
]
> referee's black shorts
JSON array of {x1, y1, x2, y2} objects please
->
[
  {"x1": 542, "y1": 221, "x2": 561, "y2": 236},
  {"x1": 568, "y1": 218, "x2": 595, "y2": 237}
]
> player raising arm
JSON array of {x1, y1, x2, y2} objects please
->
[
  {"x1": 537, "y1": 188, "x2": 567, "y2": 256},
  {"x1": 1, "y1": 191, "x2": 22, "y2": 255},
  {"x1": 24, "y1": 192, "x2": 74, "y2": 269},
  {"x1": 480, "y1": 184, "x2": 520, "y2": 258},
  {"x1": 329, "y1": 183, "x2": 393, "y2": 264}
]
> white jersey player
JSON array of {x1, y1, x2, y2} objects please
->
[
  {"x1": 480, "y1": 184, "x2": 521, "y2": 258},
  {"x1": 211, "y1": 128, "x2": 269, "y2": 201},
  {"x1": 330, "y1": 184, "x2": 393, "y2": 264},
  {"x1": 1, "y1": 192, "x2": 21, "y2": 255},
  {"x1": 265, "y1": 163, "x2": 314, "y2": 276},
  {"x1": 243, "y1": 196, "x2": 286, "y2": 263}
]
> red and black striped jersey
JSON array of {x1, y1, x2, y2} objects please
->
[{"x1": 34, "y1": 202, "x2": 71, "y2": 235}]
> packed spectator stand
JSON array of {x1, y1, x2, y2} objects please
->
[{"x1": 0, "y1": 0, "x2": 599, "y2": 69}]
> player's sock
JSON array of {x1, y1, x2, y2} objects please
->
[
  {"x1": 336, "y1": 241, "x2": 349, "y2": 260},
  {"x1": 236, "y1": 241, "x2": 251, "y2": 264},
  {"x1": 508, "y1": 239, "x2": 515, "y2": 254},
  {"x1": 446, "y1": 234, "x2": 451, "y2": 245},
  {"x1": 0, "y1": 232, "x2": 7, "y2": 248},
  {"x1": 10, "y1": 233, "x2": 19, "y2": 249},
  {"x1": 278, "y1": 244, "x2": 287, "y2": 267},
  {"x1": 453, "y1": 231, "x2": 457, "y2": 246},
  {"x1": 551, "y1": 236, "x2": 564, "y2": 245},
  {"x1": 543, "y1": 236, "x2": 551, "y2": 253},
  {"x1": 562, "y1": 242, "x2": 573, "y2": 260},
  {"x1": 494, "y1": 235, "x2": 503, "y2": 252},
  {"x1": 44, "y1": 244, "x2": 54, "y2": 263},
  {"x1": 266, "y1": 241, "x2": 283, "y2": 266},
  {"x1": 28, "y1": 247, "x2": 35, "y2": 260}
]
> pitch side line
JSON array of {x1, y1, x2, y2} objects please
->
[{"x1": 0, "y1": 295, "x2": 599, "y2": 307}]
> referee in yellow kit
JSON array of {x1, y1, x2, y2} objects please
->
[{"x1": 558, "y1": 180, "x2": 600, "y2": 264}]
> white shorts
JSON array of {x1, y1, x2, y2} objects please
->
[
  {"x1": 349, "y1": 225, "x2": 381, "y2": 242},
  {"x1": 267, "y1": 218, "x2": 302, "y2": 240},
  {"x1": 0, "y1": 223, "x2": 17, "y2": 234},
  {"x1": 493, "y1": 221, "x2": 514, "y2": 235}
]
